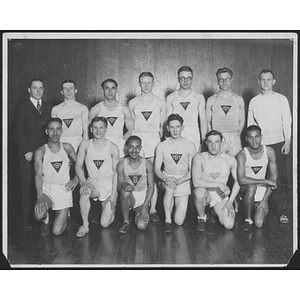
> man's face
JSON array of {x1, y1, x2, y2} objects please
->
[
  {"x1": 139, "y1": 76, "x2": 154, "y2": 94},
  {"x1": 217, "y1": 72, "x2": 232, "y2": 91},
  {"x1": 167, "y1": 120, "x2": 183, "y2": 139},
  {"x1": 259, "y1": 72, "x2": 275, "y2": 92},
  {"x1": 61, "y1": 82, "x2": 77, "y2": 100},
  {"x1": 178, "y1": 71, "x2": 193, "y2": 89},
  {"x1": 246, "y1": 130, "x2": 262, "y2": 149},
  {"x1": 46, "y1": 121, "x2": 62, "y2": 142},
  {"x1": 126, "y1": 139, "x2": 142, "y2": 159},
  {"x1": 91, "y1": 121, "x2": 107, "y2": 139},
  {"x1": 206, "y1": 134, "x2": 222, "y2": 155},
  {"x1": 103, "y1": 81, "x2": 117, "y2": 100},
  {"x1": 28, "y1": 80, "x2": 44, "y2": 100}
]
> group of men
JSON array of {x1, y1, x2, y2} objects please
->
[{"x1": 14, "y1": 65, "x2": 292, "y2": 237}]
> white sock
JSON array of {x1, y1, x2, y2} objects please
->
[
  {"x1": 245, "y1": 218, "x2": 253, "y2": 225},
  {"x1": 197, "y1": 214, "x2": 207, "y2": 222},
  {"x1": 43, "y1": 212, "x2": 49, "y2": 224}
]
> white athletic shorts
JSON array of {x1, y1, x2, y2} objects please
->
[
  {"x1": 206, "y1": 189, "x2": 229, "y2": 207},
  {"x1": 240, "y1": 185, "x2": 267, "y2": 202},
  {"x1": 86, "y1": 177, "x2": 112, "y2": 201},
  {"x1": 42, "y1": 182, "x2": 73, "y2": 210},
  {"x1": 163, "y1": 172, "x2": 191, "y2": 197},
  {"x1": 132, "y1": 189, "x2": 147, "y2": 209},
  {"x1": 221, "y1": 131, "x2": 242, "y2": 156}
]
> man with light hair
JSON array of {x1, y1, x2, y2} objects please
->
[{"x1": 248, "y1": 69, "x2": 292, "y2": 224}]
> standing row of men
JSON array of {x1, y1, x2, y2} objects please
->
[{"x1": 14, "y1": 66, "x2": 292, "y2": 236}]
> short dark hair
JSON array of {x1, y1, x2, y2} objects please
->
[
  {"x1": 167, "y1": 113, "x2": 184, "y2": 125},
  {"x1": 245, "y1": 125, "x2": 262, "y2": 135},
  {"x1": 205, "y1": 130, "x2": 223, "y2": 141},
  {"x1": 101, "y1": 78, "x2": 118, "y2": 89},
  {"x1": 177, "y1": 66, "x2": 193, "y2": 77},
  {"x1": 139, "y1": 72, "x2": 154, "y2": 82},
  {"x1": 46, "y1": 117, "x2": 62, "y2": 128},
  {"x1": 90, "y1": 116, "x2": 108, "y2": 128},
  {"x1": 216, "y1": 67, "x2": 233, "y2": 78},
  {"x1": 126, "y1": 135, "x2": 142, "y2": 146},
  {"x1": 61, "y1": 79, "x2": 76, "y2": 90},
  {"x1": 28, "y1": 78, "x2": 44, "y2": 88},
  {"x1": 259, "y1": 69, "x2": 275, "y2": 80}
]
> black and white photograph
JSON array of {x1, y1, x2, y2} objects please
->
[{"x1": 2, "y1": 32, "x2": 298, "y2": 269}]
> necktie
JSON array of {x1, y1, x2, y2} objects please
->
[{"x1": 37, "y1": 101, "x2": 42, "y2": 114}]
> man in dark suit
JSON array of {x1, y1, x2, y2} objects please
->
[{"x1": 15, "y1": 79, "x2": 52, "y2": 228}]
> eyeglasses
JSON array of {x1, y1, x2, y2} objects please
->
[
  {"x1": 218, "y1": 78, "x2": 231, "y2": 83},
  {"x1": 179, "y1": 77, "x2": 193, "y2": 82}
]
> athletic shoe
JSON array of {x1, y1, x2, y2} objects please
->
[
  {"x1": 40, "y1": 221, "x2": 51, "y2": 236},
  {"x1": 163, "y1": 222, "x2": 172, "y2": 233},
  {"x1": 208, "y1": 211, "x2": 217, "y2": 224},
  {"x1": 196, "y1": 219, "x2": 206, "y2": 232},
  {"x1": 150, "y1": 212, "x2": 160, "y2": 222},
  {"x1": 118, "y1": 222, "x2": 130, "y2": 234},
  {"x1": 279, "y1": 215, "x2": 289, "y2": 224},
  {"x1": 76, "y1": 226, "x2": 89, "y2": 238},
  {"x1": 241, "y1": 222, "x2": 252, "y2": 232}
]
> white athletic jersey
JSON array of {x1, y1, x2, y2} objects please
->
[
  {"x1": 211, "y1": 93, "x2": 240, "y2": 132},
  {"x1": 133, "y1": 97, "x2": 162, "y2": 133},
  {"x1": 85, "y1": 139, "x2": 113, "y2": 180},
  {"x1": 244, "y1": 146, "x2": 268, "y2": 180},
  {"x1": 171, "y1": 90, "x2": 202, "y2": 129},
  {"x1": 161, "y1": 138, "x2": 194, "y2": 175},
  {"x1": 124, "y1": 157, "x2": 147, "y2": 192},
  {"x1": 43, "y1": 143, "x2": 70, "y2": 185},
  {"x1": 200, "y1": 152, "x2": 230, "y2": 184},
  {"x1": 99, "y1": 102, "x2": 124, "y2": 140}
]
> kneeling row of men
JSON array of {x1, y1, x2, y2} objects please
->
[{"x1": 34, "y1": 113, "x2": 278, "y2": 237}]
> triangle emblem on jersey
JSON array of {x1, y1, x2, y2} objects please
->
[
  {"x1": 180, "y1": 102, "x2": 190, "y2": 110},
  {"x1": 51, "y1": 161, "x2": 63, "y2": 173},
  {"x1": 129, "y1": 175, "x2": 142, "y2": 186},
  {"x1": 209, "y1": 173, "x2": 222, "y2": 180},
  {"x1": 221, "y1": 105, "x2": 232, "y2": 115},
  {"x1": 251, "y1": 166, "x2": 263, "y2": 175},
  {"x1": 171, "y1": 154, "x2": 183, "y2": 164},
  {"x1": 141, "y1": 111, "x2": 153, "y2": 121},
  {"x1": 93, "y1": 160, "x2": 104, "y2": 169},
  {"x1": 107, "y1": 117, "x2": 118, "y2": 126},
  {"x1": 63, "y1": 118, "x2": 74, "y2": 128}
]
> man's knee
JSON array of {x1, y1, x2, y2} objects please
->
[
  {"x1": 52, "y1": 224, "x2": 66, "y2": 236},
  {"x1": 245, "y1": 185, "x2": 257, "y2": 197},
  {"x1": 136, "y1": 220, "x2": 148, "y2": 231},
  {"x1": 174, "y1": 213, "x2": 186, "y2": 226},
  {"x1": 223, "y1": 218, "x2": 235, "y2": 230},
  {"x1": 193, "y1": 187, "x2": 207, "y2": 204},
  {"x1": 254, "y1": 219, "x2": 264, "y2": 228},
  {"x1": 34, "y1": 206, "x2": 47, "y2": 221},
  {"x1": 100, "y1": 214, "x2": 114, "y2": 228},
  {"x1": 120, "y1": 189, "x2": 132, "y2": 201}
]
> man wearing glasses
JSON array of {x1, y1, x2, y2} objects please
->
[
  {"x1": 206, "y1": 67, "x2": 245, "y2": 157},
  {"x1": 166, "y1": 66, "x2": 207, "y2": 152}
]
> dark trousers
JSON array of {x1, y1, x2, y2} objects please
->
[
  {"x1": 268, "y1": 141, "x2": 289, "y2": 216},
  {"x1": 19, "y1": 156, "x2": 36, "y2": 224}
]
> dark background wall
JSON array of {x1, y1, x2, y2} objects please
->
[{"x1": 7, "y1": 38, "x2": 294, "y2": 181}]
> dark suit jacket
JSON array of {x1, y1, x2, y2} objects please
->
[{"x1": 15, "y1": 98, "x2": 52, "y2": 157}]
